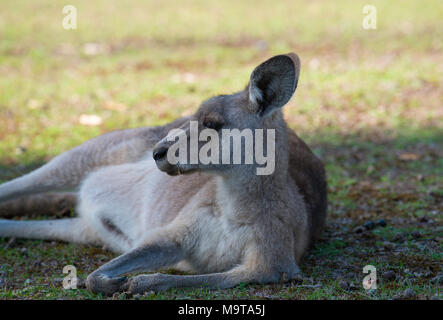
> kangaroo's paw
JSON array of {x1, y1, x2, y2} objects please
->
[{"x1": 86, "y1": 272, "x2": 128, "y2": 295}]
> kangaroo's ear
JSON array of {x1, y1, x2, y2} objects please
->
[{"x1": 248, "y1": 53, "x2": 300, "y2": 117}]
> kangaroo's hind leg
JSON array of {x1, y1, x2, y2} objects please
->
[
  {"x1": 0, "y1": 192, "x2": 76, "y2": 218},
  {"x1": 0, "y1": 128, "x2": 152, "y2": 202},
  {"x1": 0, "y1": 117, "x2": 191, "y2": 203}
]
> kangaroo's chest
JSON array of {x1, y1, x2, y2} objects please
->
[
  {"x1": 179, "y1": 208, "x2": 252, "y2": 274},
  {"x1": 140, "y1": 167, "x2": 213, "y2": 230}
]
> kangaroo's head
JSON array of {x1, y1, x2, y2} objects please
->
[{"x1": 153, "y1": 53, "x2": 300, "y2": 177}]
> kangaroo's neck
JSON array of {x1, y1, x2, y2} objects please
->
[{"x1": 215, "y1": 119, "x2": 290, "y2": 222}]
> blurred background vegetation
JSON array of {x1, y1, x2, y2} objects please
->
[
  {"x1": 0, "y1": 0, "x2": 441, "y2": 299},
  {"x1": 0, "y1": 0, "x2": 441, "y2": 162}
]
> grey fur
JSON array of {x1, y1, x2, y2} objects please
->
[{"x1": 0, "y1": 53, "x2": 327, "y2": 295}]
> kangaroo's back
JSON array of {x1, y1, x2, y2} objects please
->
[{"x1": 287, "y1": 128, "x2": 327, "y2": 246}]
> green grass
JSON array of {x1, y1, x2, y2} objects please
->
[{"x1": 0, "y1": 0, "x2": 442, "y2": 299}]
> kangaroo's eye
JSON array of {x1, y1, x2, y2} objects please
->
[{"x1": 203, "y1": 119, "x2": 223, "y2": 130}]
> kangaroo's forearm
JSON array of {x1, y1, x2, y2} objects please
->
[
  {"x1": 86, "y1": 236, "x2": 186, "y2": 295},
  {"x1": 93, "y1": 242, "x2": 184, "y2": 278},
  {"x1": 127, "y1": 268, "x2": 250, "y2": 293}
]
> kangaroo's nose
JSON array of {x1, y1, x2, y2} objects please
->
[{"x1": 153, "y1": 146, "x2": 168, "y2": 161}]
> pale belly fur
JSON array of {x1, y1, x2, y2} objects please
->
[{"x1": 77, "y1": 157, "x2": 249, "y2": 273}]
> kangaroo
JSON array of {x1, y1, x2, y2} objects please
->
[{"x1": 0, "y1": 53, "x2": 327, "y2": 295}]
